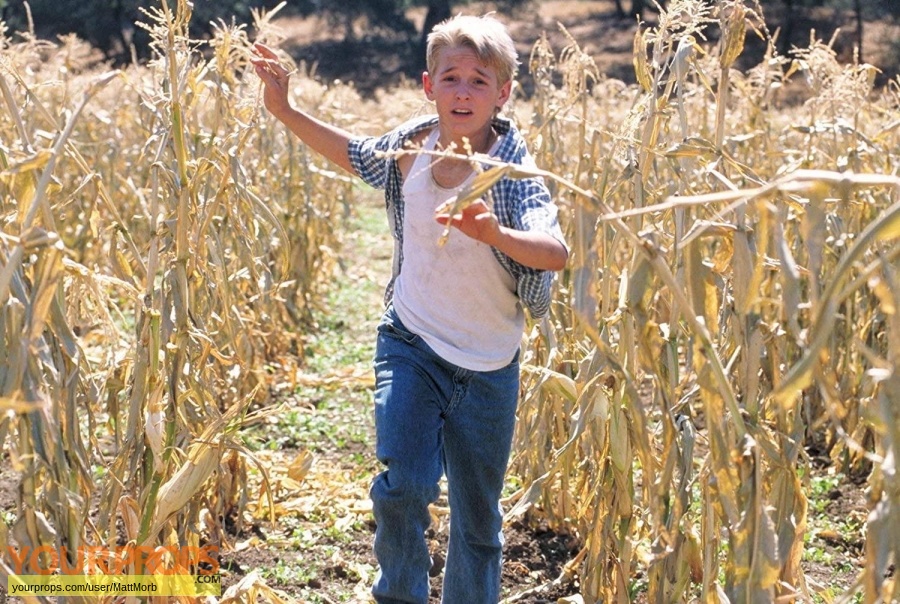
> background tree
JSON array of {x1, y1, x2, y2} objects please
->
[
  {"x1": 619, "y1": 0, "x2": 667, "y2": 20},
  {"x1": 631, "y1": 0, "x2": 645, "y2": 18},
  {"x1": 421, "y1": 0, "x2": 452, "y2": 55}
]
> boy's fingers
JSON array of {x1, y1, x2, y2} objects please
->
[
  {"x1": 251, "y1": 57, "x2": 287, "y2": 80},
  {"x1": 252, "y1": 57, "x2": 282, "y2": 70},
  {"x1": 252, "y1": 42, "x2": 278, "y2": 58},
  {"x1": 251, "y1": 43, "x2": 289, "y2": 73},
  {"x1": 434, "y1": 211, "x2": 459, "y2": 230}
]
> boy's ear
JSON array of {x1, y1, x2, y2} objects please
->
[
  {"x1": 496, "y1": 80, "x2": 512, "y2": 109},
  {"x1": 423, "y1": 72, "x2": 434, "y2": 100}
]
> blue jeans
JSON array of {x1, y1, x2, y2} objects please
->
[{"x1": 370, "y1": 305, "x2": 520, "y2": 604}]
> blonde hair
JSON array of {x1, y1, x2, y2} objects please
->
[{"x1": 426, "y1": 14, "x2": 519, "y2": 86}]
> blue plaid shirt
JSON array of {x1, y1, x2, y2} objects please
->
[{"x1": 348, "y1": 114, "x2": 565, "y2": 318}]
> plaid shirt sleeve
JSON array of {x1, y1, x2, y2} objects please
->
[
  {"x1": 490, "y1": 123, "x2": 566, "y2": 319},
  {"x1": 347, "y1": 115, "x2": 439, "y2": 188},
  {"x1": 347, "y1": 132, "x2": 393, "y2": 189}
]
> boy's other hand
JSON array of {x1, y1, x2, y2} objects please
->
[
  {"x1": 251, "y1": 42, "x2": 292, "y2": 117},
  {"x1": 435, "y1": 199, "x2": 501, "y2": 246},
  {"x1": 436, "y1": 198, "x2": 568, "y2": 270}
]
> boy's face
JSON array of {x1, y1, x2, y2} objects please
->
[{"x1": 423, "y1": 46, "x2": 511, "y2": 144}]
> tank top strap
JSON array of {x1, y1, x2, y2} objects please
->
[
  {"x1": 423, "y1": 126, "x2": 440, "y2": 150},
  {"x1": 407, "y1": 127, "x2": 441, "y2": 184}
]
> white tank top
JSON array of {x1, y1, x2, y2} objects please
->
[{"x1": 393, "y1": 128, "x2": 524, "y2": 371}]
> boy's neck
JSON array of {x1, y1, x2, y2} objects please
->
[{"x1": 441, "y1": 124, "x2": 497, "y2": 156}]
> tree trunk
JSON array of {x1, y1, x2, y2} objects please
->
[
  {"x1": 419, "y1": 0, "x2": 452, "y2": 68},
  {"x1": 631, "y1": 0, "x2": 645, "y2": 19},
  {"x1": 344, "y1": 10, "x2": 356, "y2": 43},
  {"x1": 854, "y1": 0, "x2": 864, "y2": 63},
  {"x1": 780, "y1": 0, "x2": 795, "y2": 57},
  {"x1": 614, "y1": 0, "x2": 625, "y2": 18}
]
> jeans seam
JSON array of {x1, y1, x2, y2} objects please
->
[{"x1": 444, "y1": 366, "x2": 472, "y2": 417}]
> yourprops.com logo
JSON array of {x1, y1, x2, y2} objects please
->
[
  {"x1": 5, "y1": 545, "x2": 222, "y2": 597},
  {"x1": 5, "y1": 544, "x2": 220, "y2": 575}
]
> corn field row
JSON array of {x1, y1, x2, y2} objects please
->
[
  {"x1": 0, "y1": 1, "x2": 356, "y2": 601},
  {"x1": 1, "y1": 0, "x2": 899, "y2": 602},
  {"x1": 510, "y1": 1, "x2": 900, "y2": 602}
]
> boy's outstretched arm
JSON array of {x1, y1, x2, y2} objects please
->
[
  {"x1": 251, "y1": 43, "x2": 354, "y2": 174},
  {"x1": 435, "y1": 200, "x2": 568, "y2": 271}
]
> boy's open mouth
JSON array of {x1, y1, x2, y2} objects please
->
[{"x1": 452, "y1": 109, "x2": 473, "y2": 115}]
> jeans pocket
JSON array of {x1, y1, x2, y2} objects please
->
[{"x1": 377, "y1": 306, "x2": 419, "y2": 345}]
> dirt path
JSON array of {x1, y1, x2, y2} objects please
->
[{"x1": 220, "y1": 193, "x2": 580, "y2": 603}]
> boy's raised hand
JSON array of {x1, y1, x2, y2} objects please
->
[
  {"x1": 435, "y1": 199, "x2": 501, "y2": 246},
  {"x1": 251, "y1": 43, "x2": 292, "y2": 117},
  {"x1": 248, "y1": 42, "x2": 355, "y2": 173}
]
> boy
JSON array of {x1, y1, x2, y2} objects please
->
[{"x1": 252, "y1": 14, "x2": 567, "y2": 604}]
